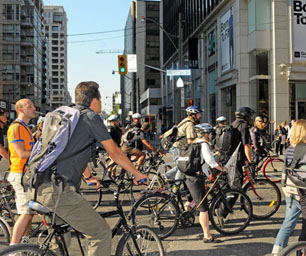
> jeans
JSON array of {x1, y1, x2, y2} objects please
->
[
  {"x1": 272, "y1": 196, "x2": 301, "y2": 255},
  {"x1": 164, "y1": 147, "x2": 184, "y2": 181}
]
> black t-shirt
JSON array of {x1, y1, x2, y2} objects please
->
[
  {"x1": 108, "y1": 125, "x2": 122, "y2": 146},
  {"x1": 56, "y1": 106, "x2": 111, "y2": 190},
  {"x1": 232, "y1": 119, "x2": 251, "y2": 165}
]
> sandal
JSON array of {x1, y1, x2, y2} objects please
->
[{"x1": 203, "y1": 236, "x2": 222, "y2": 243}]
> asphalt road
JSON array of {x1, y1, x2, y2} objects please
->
[{"x1": 0, "y1": 151, "x2": 301, "y2": 256}]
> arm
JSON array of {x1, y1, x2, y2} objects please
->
[
  {"x1": 244, "y1": 144, "x2": 252, "y2": 163},
  {"x1": 142, "y1": 138, "x2": 157, "y2": 152},
  {"x1": 201, "y1": 143, "x2": 225, "y2": 172},
  {"x1": 11, "y1": 141, "x2": 32, "y2": 159},
  {"x1": 0, "y1": 145, "x2": 8, "y2": 160},
  {"x1": 101, "y1": 139, "x2": 148, "y2": 184}
]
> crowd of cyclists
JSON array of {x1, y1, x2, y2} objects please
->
[{"x1": 0, "y1": 80, "x2": 305, "y2": 255}]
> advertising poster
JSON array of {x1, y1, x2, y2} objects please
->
[
  {"x1": 292, "y1": 0, "x2": 306, "y2": 62},
  {"x1": 220, "y1": 6, "x2": 234, "y2": 73}
]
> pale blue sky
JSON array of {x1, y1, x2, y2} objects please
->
[{"x1": 44, "y1": 0, "x2": 133, "y2": 112}]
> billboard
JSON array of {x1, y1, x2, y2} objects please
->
[
  {"x1": 220, "y1": 6, "x2": 234, "y2": 73},
  {"x1": 207, "y1": 28, "x2": 216, "y2": 58},
  {"x1": 292, "y1": 0, "x2": 306, "y2": 62}
]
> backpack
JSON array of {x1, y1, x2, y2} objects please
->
[
  {"x1": 214, "y1": 125, "x2": 235, "y2": 162},
  {"x1": 285, "y1": 144, "x2": 306, "y2": 190},
  {"x1": 177, "y1": 142, "x2": 204, "y2": 175},
  {"x1": 160, "y1": 119, "x2": 192, "y2": 151},
  {"x1": 22, "y1": 106, "x2": 92, "y2": 199},
  {"x1": 123, "y1": 127, "x2": 142, "y2": 146}
]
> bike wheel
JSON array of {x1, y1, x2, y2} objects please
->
[
  {"x1": 131, "y1": 192, "x2": 180, "y2": 240},
  {"x1": 0, "y1": 217, "x2": 10, "y2": 245},
  {"x1": 279, "y1": 241, "x2": 306, "y2": 256},
  {"x1": 209, "y1": 188, "x2": 252, "y2": 235},
  {"x1": 262, "y1": 158, "x2": 284, "y2": 183},
  {"x1": 243, "y1": 179, "x2": 281, "y2": 219},
  {"x1": 0, "y1": 243, "x2": 56, "y2": 255},
  {"x1": 115, "y1": 225, "x2": 164, "y2": 256}
]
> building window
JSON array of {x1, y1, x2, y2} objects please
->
[
  {"x1": 248, "y1": 0, "x2": 270, "y2": 34},
  {"x1": 2, "y1": 64, "x2": 20, "y2": 81},
  {"x1": 249, "y1": 50, "x2": 269, "y2": 76},
  {"x1": 3, "y1": 45, "x2": 20, "y2": 60},
  {"x1": 3, "y1": 24, "x2": 20, "y2": 41}
]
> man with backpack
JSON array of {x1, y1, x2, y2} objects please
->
[
  {"x1": 7, "y1": 99, "x2": 36, "y2": 245},
  {"x1": 33, "y1": 81, "x2": 148, "y2": 256},
  {"x1": 231, "y1": 107, "x2": 254, "y2": 189},
  {"x1": 130, "y1": 112, "x2": 142, "y2": 128},
  {"x1": 107, "y1": 114, "x2": 123, "y2": 147},
  {"x1": 164, "y1": 106, "x2": 202, "y2": 180}
]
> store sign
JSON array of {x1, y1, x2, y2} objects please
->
[
  {"x1": 220, "y1": 6, "x2": 234, "y2": 73},
  {"x1": 292, "y1": 0, "x2": 306, "y2": 62}
]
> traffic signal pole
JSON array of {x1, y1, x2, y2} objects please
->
[{"x1": 177, "y1": 12, "x2": 183, "y2": 122}]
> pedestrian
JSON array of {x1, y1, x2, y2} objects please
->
[
  {"x1": 250, "y1": 116, "x2": 268, "y2": 163},
  {"x1": 34, "y1": 81, "x2": 148, "y2": 256},
  {"x1": 7, "y1": 99, "x2": 36, "y2": 245},
  {"x1": 272, "y1": 119, "x2": 306, "y2": 255},
  {"x1": 274, "y1": 125, "x2": 285, "y2": 155}
]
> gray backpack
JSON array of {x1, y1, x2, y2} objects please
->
[{"x1": 22, "y1": 106, "x2": 91, "y2": 199}]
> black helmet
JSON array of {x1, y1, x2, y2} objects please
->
[{"x1": 235, "y1": 107, "x2": 255, "y2": 122}]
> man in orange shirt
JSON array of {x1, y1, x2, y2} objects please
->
[{"x1": 7, "y1": 98, "x2": 36, "y2": 244}]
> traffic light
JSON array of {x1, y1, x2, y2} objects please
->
[{"x1": 118, "y1": 55, "x2": 127, "y2": 75}]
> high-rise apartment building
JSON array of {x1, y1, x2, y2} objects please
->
[
  {"x1": 43, "y1": 5, "x2": 71, "y2": 109},
  {"x1": 0, "y1": 0, "x2": 47, "y2": 117}
]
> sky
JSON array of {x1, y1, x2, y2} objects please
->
[{"x1": 44, "y1": 0, "x2": 133, "y2": 113}]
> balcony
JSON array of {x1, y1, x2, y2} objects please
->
[
  {"x1": 21, "y1": 38, "x2": 34, "y2": 47},
  {"x1": 21, "y1": 57, "x2": 34, "y2": 66},
  {"x1": 21, "y1": 18, "x2": 33, "y2": 27}
]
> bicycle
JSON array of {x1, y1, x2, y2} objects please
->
[
  {"x1": 0, "y1": 179, "x2": 165, "y2": 256},
  {"x1": 254, "y1": 145, "x2": 284, "y2": 183},
  {"x1": 242, "y1": 163, "x2": 281, "y2": 219},
  {"x1": 131, "y1": 172, "x2": 253, "y2": 239},
  {"x1": 279, "y1": 241, "x2": 306, "y2": 256}
]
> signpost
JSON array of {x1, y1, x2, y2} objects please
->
[{"x1": 167, "y1": 69, "x2": 191, "y2": 76}]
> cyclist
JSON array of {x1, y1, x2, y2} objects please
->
[
  {"x1": 107, "y1": 114, "x2": 122, "y2": 147},
  {"x1": 121, "y1": 122, "x2": 164, "y2": 170},
  {"x1": 130, "y1": 113, "x2": 142, "y2": 129},
  {"x1": 250, "y1": 116, "x2": 268, "y2": 164},
  {"x1": 185, "y1": 123, "x2": 226, "y2": 243},
  {"x1": 7, "y1": 99, "x2": 36, "y2": 245},
  {"x1": 231, "y1": 107, "x2": 254, "y2": 189},
  {"x1": 165, "y1": 106, "x2": 202, "y2": 180},
  {"x1": 34, "y1": 81, "x2": 148, "y2": 256}
]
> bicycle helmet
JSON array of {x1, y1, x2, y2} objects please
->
[
  {"x1": 216, "y1": 116, "x2": 227, "y2": 123},
  {"x1": 132, "y1": 113, "x2": 142, "y2": 119},
  {"x1": 195, "y1": 123, "x2": 213, "y2": 133},
  {"x1": 108, "y1": 114, "x2": 118, "y2": 121},
  {"x1": 186, "y1": 106, "x2": 202, "y2": 115},
  {"x1": 235, "y1": 107, "x2": 255, "y2": 122}
]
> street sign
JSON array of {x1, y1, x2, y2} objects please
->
[
  {"x1": 181, "y1": 87, "x2": 185, "y2": 107},
  {"x1": 127, "y1": 54, "x2": 137, "y2": 72},
  {"x1": 176, "y1": 77, "x2": 184, "y2": 88},
  {"x1": 167, "y1": 69, "x2": 191, "y2": 76}
]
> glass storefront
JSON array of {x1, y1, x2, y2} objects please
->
[{"x1": 290, "y1": 82, "x2": 306, "y2": 120}]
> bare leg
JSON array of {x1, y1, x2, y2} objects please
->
[
  {"x1": 199, "y1": 211, "x2": 212, "y2": 239},
  {"x1": 11, "y1": 214, "x2": 34, "y2": 243}
]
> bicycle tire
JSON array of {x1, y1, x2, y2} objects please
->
[
  {"x1": 209, "y1": 188, "x2": 252, "y2": 235},
  {"x1": 131, "y1": 192, "x2": 180, "y2": 240},
  {"x1": 279, "y1": 241, "x2": 306, "y2": 256},
  {"x1": 0, "y1": 243, "x2": 56, "y2": 255},
  {"x1": 115, "y1": 225, "x2": 164, "y2": 256},
  {"x1": 243, "y1": 178, "x2": 281, "y2": 219},
  {"x1": 0, "y1": 217, "x2": 10, "y2": 245},
  {"x1": 262, "y1": 158, "x2": 284, "y2": 183}
]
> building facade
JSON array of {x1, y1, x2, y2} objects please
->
[
  {"x1": 122, "y1": 0, "x2": 161, "y2": 130},
  {"x1": 42, "y1": 5, "x2": 71, "y2": 109},
  {"x1": 0, "y1": 0, "x2": 48, "y2": 119},
  {"x1": 161, "y1": 0, "x2": 306, "y2": 132}
]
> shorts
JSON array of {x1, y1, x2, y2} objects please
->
[
  {"x1": 121, "y1": 144, "x2": 141, "y2": 155},
  {"x1": 185, "y1": 175, "x2": 208, "y2": 212},
  {"x1": 7, "y1": 172, "x2": 34, "y2": 214}
]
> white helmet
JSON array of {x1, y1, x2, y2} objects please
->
[
  {"x1": 108, "y1": 114, "x2": 118, "y2": 121},
  {"x1": 195, "y1": 123, "x2": 213, "y2": 133},
  {"x1": 37, "y1": 116, "x2": 45, "y2": 125},
  {"x1": 216, "y1": 116, "x2": 227, "y2": 123},
  {"x1": 132, "y1": 113, "x2": 141, "y2": 119}
]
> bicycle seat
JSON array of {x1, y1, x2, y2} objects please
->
[{"x1": 29, "y1": 200, "x2": 51, "y2": 214}]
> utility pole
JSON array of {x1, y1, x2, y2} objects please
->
[{"x1": 177, "y1": 12, "x2": 184, "y2": 122}]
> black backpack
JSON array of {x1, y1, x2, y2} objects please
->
[
  {"x1": 160, "y1": 119, "x2": 192, "y2": 151},
  {"x1": 214, "y1": 125, "x2": 235, "y2": 162},
  {"x1": 177, "y1": 142, "x2": 204, "y2": 175}
]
